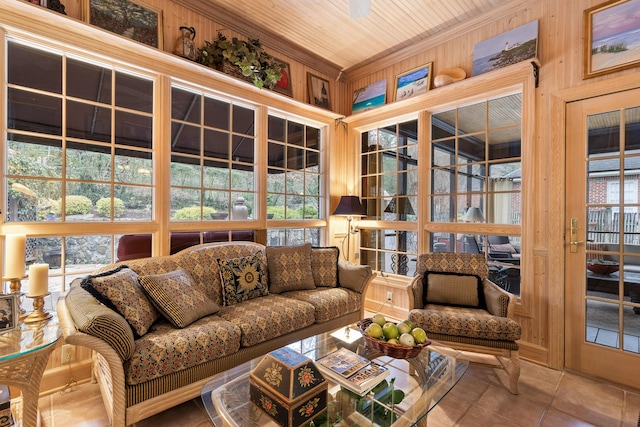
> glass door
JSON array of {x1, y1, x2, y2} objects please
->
[{"x1": 565, "y1": 89, "x2": 640, "y2": 388}]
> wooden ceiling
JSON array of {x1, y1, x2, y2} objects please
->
[{"x1": 173, "y1": 0, "x2": 519, "y2": 80}]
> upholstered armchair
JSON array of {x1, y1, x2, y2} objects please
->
[{"x1": 406, "y1": 252, "x2": 522, "y2": 394}]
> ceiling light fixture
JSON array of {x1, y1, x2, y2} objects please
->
[{"x1": 349, "y1": 0, "x2": 370, "y2": 19}]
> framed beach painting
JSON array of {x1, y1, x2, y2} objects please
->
[
  {"x1": 394, "y1": 62, "x2": 432, "y2": 101},
  {"x1": 352, "y1": 79, "x2": 387, "y2": 113},
  {"x1": 584, "y1": 0, "x2": 640, "y2": 79},
  {"x1": 472, "y1": 20, "x2": 538, "y2": 76},
  {"x1": 307, "y1": 73, "x2": 331, "y2": 110},
  {"x1": 83, "y1": 0, "x2": 163, "y2": 49}
]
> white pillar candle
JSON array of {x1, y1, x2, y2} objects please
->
[
  {"x1": 5, "y1": 234, "x2": 26, "y2": 279},
  {"x1": 28, "y1": 263, "x2": 49, "y2": 297}
]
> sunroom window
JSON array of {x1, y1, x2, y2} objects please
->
[
  {"x1": 359, "y1": 119, "x2": 418, "y2": 276},
  {"x1": 170, "y1": 85, "x2": 256, "y2": 221}
]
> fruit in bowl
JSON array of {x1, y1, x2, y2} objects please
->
[{"x1": 587, "y1": 260, "x2": 619, "y2": 275}]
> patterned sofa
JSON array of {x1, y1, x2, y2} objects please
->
[
  {"x1": 57, "y1": 242, "x2": 374, "y2": 427},
  {"x1": 406, "y1": 252, "x2": 522, "y2": 394}
]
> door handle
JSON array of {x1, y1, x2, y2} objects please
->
[{"x1": 570, "y1": 218, "x2": 584, "y2": 253}]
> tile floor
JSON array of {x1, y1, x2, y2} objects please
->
[{"x1": 36, "y1": 355, "x2": 640, "y2": 427}]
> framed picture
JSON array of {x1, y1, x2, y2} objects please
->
[
  {"x1": 584, "y1": 0, "x2": 640, "y2": 79},
  {"x1": 352, "y1": 79, "x2": 387, "y2": 114},
  {"x1": 394, "y1": 62, "x2": 433, "y2": 101},
  {"x1": 272, "y1": 60, "x2": 293, "y2": 97},
  {"x1": 307, "y1": 73, "x2": 331, "y2": 110},
  {"x1": 0, "y1": 295, "x2": 18, "y2": 333},
  {"x1": 472, "y1": 20, "x2": 538, "y2": 76},
  {"x1": 83, "y1": 0, "x2": 163, "y2": 49}
]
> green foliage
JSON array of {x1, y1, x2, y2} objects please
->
[
  {"x1": 267, "y1": 206, "x2": 286, "y2": 219},
  {"x1": 96, "y1": 197, "x2": 124, "y2": 218},
  {"x1": 64, "y1": 195, "x2": 93, "y2": 215},
  {"x1": 594, "y1": 42, "x2": 627, "y2": 54},
  {"x1": 299, "y1": 205, "x2": 318, "y2": 218},
  {"x1": 196, "y1": 32, "x2": 283, "y2": 89},
  {"x1": 171, "y1": 206, "x2": 216, "y2": 220}
]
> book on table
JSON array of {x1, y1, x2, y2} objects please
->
[{"x1": 316, "y1": 347, "x2": 389, "y2": 395}]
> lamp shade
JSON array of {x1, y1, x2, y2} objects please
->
[
  {"x1": 464, "y1": 207, "x2": 485, "y2": 222},
  {"x1": 332, "y1": 196, "x2": 366, "y2": 216}
]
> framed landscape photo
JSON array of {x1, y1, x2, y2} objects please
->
[
  {"x1": 394, "y1": 62, "x2": 432, "y2": 101},
  {"x1": 307, "y1": 73, "x2": 331, "y2": 110},
  {"x1": 273, "y1": 60, "x2": 293, "y2": 97},
  {"x1": 352, "y1": 79, "x2": 387, "y2": 113},
  {"x1": 583, "y1": 0, "x2": 640, "y2": 79},
  {"x1": 83, "y1": 0, "x2": 163, "y2": 49},
  {"x1": 0, "y1": 295, "x2": 18, "y2": 333},
  {"x1": 472, "y1": 20, "x2": 538, "y2": 76}
]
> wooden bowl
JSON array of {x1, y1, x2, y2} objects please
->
[
  {"x1": 587, "y1": 262, "x2": 619, "y2": 275},
  {"x1": 357, "y1": 318, "x2": 430, "y2": 359}
]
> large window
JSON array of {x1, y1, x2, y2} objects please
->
[
  {"x1": 359, "y1": 120, "x2": 418, "y2": 276},
  {"x1": 7, "y1": 41, "x2": 155, "y2": 224},
  {"x1": 266, "y1": 115, "x2": 323, "y2": 246},
  {"x1": 430, "y1": 93, "x2": 523, "y2": 294},
  {"x1": 170, "y1": 85, "x2": 256, "y2": 221}
]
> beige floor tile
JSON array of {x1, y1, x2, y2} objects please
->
[
  {"x1": 132, "y1": 399, "x2": 210, "y2": 427},
  {"x1": 540, "y1": 408, "x2": 600, "y2": 427},
  {"x1": 623, "y1": 391, "x2": 640, "y2": 427},
  {"x1": 455, "y1": 404, "x2": 516, "y2": 427},
  {"x1": 551, "y1": 371, "x2": 625, "y2": 427},
  {"x1": 474, "y1": 383, "x2": 548, "y2": 427}
]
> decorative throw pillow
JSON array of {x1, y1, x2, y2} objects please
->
[
  {"x1": 139, "y1": 269, "x2": 220, "y2": 328},
  {"x1": 310, "y1": 246, "x2": 339, "y2": 287},
  {"x1": 423, "y1": 271, "x2": 486, "y2": 309},
  {"x1": 265, "y1": 243, "x2": 315, "y2": 293},
  {"x1": 216, "y1": 252, "x2": 269, "y2": 306},
  {"x1": 490, "y1": 243, "x2": 517, "y2": 254},
  {"x1": 66, "y1": 281, "x2": 136, "y2": 361},
  {"x1": 80, "y1": 266, "x2": 159, "y2": 338},
  {"x1": 337, "y1": 260, "x2": 373, "y2": 293}
]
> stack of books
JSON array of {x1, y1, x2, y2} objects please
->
[{"x1": 316, "y1": 347, "x2": 389, "y2": 395}]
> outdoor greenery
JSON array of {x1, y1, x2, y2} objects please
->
[
  {"x1": 171, "y1": 206, "x2": 216, "y2": 221},
  {"x1": 97, "y1": 197, "x2": 124, "y2": 218}
]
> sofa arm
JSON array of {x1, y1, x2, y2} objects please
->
[
  {"x1": 483, "y1": 279, "x2": 518, "y2": 318},
  {"x1": 57, "y1": 292, "x2": 129, "y2": 427}
]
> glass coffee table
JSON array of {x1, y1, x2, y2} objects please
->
[{"x1": 201, "y1": 325, "x2": 468, "y2": 427}]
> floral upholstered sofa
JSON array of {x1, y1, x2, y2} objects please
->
[{"x1": 57, "y1": 242, "x2": 374, "y2": 427}]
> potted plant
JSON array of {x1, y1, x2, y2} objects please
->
[{"x1": 196, "y1": 32, "x2": 283, "y2": 90}]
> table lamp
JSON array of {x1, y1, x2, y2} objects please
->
[{"x1": 332, "y1": 196, "x2": 366, "y2": 261}]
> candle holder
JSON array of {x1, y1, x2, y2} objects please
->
[
  {"x1": 24, "y1": 293, "x2": 52, "y2": 324},
  {"x1": 3, "y1": 276, "x2": 26, "y2": 320}
]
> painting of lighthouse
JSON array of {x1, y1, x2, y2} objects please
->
[{"x1": 472, "y1": 20, "x2": 538, "y2": 76}]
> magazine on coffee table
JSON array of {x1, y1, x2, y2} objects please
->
[{"x1": 316, "y1": 348, "x2": 389, "y2": 394}]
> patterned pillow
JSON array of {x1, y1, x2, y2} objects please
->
[
  {"x1": 310, "y1": 246, "x2": 339, "y2": 287},
  {"x1": 265, "y1": 243, "x2": 315, "y2": 293},
  {"x1": 80, "y1": 266, "x2": 159, "y2": 338},
  {"x1": 138, "y1": 269, "x2": 220, "y2": 328},
  {"x1": 216, "y1": 252, "x2": 269, "y2": 306},
  {"x1": 423, "y1": 271, "x2": 486, "y2": 309}
]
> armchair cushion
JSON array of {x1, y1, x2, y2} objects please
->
[
  {"x1": 423, "y1": 271, "x2": 486, "y2": 309},
  {"x1": 489, "y1": 243, "x2": 518, "y2": 254},
  {"x1": 412, "y1": 305, "x2": 522, "y2": 341}
]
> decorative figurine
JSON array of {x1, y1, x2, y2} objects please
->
[{"x1": 174, "y1": 26, "x2": 196, "y2": 60}]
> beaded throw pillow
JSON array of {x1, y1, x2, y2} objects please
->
[
  {"x1": 80, "y1": 266, "x2": 159, "y2": 338},
  {"x1": 216, "y1": 252, "x2": 269, "y2": 306},
  {"x1": 139, "y1": 269, "x2": 220, "y2": 328}
]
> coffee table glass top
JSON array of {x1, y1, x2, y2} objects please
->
[{"x1": 201, "y1": 325, "x2": 468, "y2": 427}]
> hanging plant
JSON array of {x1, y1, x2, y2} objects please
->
[{"x1": 196, "y1": 32, "x2": 284, "y2": 90}]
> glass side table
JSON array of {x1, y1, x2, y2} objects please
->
[{"x1": 0, "y1": 313, "x2": 60, "y2": 427}]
